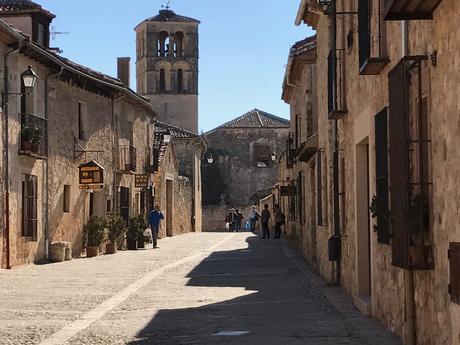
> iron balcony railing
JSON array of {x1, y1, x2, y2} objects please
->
[
  {"x1": 118, "y1": 145, "x2": 137, "y2": 173},
  {"x1": 19, "y1": 113, "x2": 47, "y2": 159},
  {"x1": 145, "y1": 147, "x2": 158, "y2": 173}
]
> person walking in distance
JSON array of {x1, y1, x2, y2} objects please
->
[
  {"x1": 148, "y1": 205, "x2": 164, "y2": 249},
  {"x1": 235, "y1": 209, "x2": 243, "y2": 232},
  {"x1": 260, "y1": 204, "x2": 271, "y2": 239},
  {"x1": 248, "y1": 206, "x2": 261, "y2": 233},
  {"x1": 273, "y1": 204, "x2": 285, "y2": 239}
]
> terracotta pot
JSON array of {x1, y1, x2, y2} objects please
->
[
  {"x1": 127, "y1": 238, "x2": 137, "y2": 250},
  {"x1": 21, "y1": 140, "x2": 32, "y2": 152},
  {"x1": 106, "y1": 243, "x2": 117, "y2": 255},
  {"x1": 86, "y1": 246, "x2": 99, "y2": 258},
  {"x1": 30, "y1": 143, "x2": 39, "y2": 153}
]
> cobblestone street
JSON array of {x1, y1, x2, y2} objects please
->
[{"x1": 0, "y1": 233, "x2": 402, "y2": 345}]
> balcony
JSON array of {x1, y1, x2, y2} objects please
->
[
  {"x1": 328, "y1": 50, "x2": 347, "y2": 120},
  {"x1": 384, "y1": 0, "x2": 443, "y2": 20},
  {"x1": 118, "y1": 145, "x2": 137, "y2": 173},
  {"x1": 145, "y1": 147, "x2": 159, "y2": 174},
  {"x1": 358, "y1": 0, "x2": 389, "y2": 75},
  {"x1": 296, "y1": 133, "x2": 318, "y2": 163},
  {"x1": 19, "y1": 113, "x2": 47, "y2": 159}
]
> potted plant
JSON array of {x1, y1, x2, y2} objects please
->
[
  {"x1": 21, "y1": 124, "x2": 42, "y2": 153},
  {"x1": 370, "y1": 195, "x2": 391, "y2": 238},
  {"x1": 127, "y1": 215, "x2": 142, "y2": 250},
  {"x1": 106, "y1": 215, "x2": 126, "y2": 254},
  {"x1": 83, "y1": 216, "x2": 107, "y2": 258},
  {"x1": 136, "y1": 214, "x2": 148, "y2": 249}
]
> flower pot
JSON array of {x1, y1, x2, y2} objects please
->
[
  {"x1": 127, "y1": 238, "x2": 137, "y2": 250},
  {"x1": 49, "y1": 242, "x2": 66, "y2": 263},
  {"x1": 106, "y1": 243, "x2": 117, "y2": 255},
  {"x1": 86, "y1": 246, "x2": 99, "y2": 258},
  {"x1": 21, "y1": 140, "x2": 32, "y2": 152},
  {"x1": 30, "y1": 143, "x2": 39, "y2": 153}
]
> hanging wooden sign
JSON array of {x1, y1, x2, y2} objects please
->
[
  {"x1": 79, "y1": 160, "x2": 105, "y2": 185},
  {"x1": 135, "y1": 174, "x2": 149, "y2": 188}
]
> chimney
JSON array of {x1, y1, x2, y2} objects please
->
[{"x1": 117, "y1": 57, "x2": 130, "y2": 87}]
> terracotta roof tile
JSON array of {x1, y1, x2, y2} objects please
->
[
  {"x1": 0, "y1": 0, "x2": 55, "y2": 18},
  {"x1": 155, "y1": 121, "x2": 198, "y2": 139},
  {"x1": 213, "y1": 109, "x2": 290, "y2": 130}
]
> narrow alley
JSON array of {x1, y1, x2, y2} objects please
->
[{"x1": 0, "y1": 233, "x2": 401, "y2": 345}]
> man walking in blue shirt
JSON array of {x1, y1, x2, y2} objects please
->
[{"x1": 148, "y1": 205, "x2": 164, "y2": 249}]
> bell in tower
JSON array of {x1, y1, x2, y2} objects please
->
[{"x1": 135, "y1": 8, "x2": 200, "y2": 133}]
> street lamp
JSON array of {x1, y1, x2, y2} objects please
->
[
  {"x1": 207, "y1": 154, "x2": 214, "y2": 164},
  {"x1": 22, "y1": 65, "x2": 39, "y2": 90},
  {"x1": 2, "y1": 66, "x2": 39, "y2": 107},
  {"x1": 271, "y1": 152, "x2": 277, "y2": 162},
  {"x1": 162, "y1": 131, "x2": 172, "y2": 144}
]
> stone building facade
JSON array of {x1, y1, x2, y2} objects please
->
[
  {"x1": 135, "y1": 9, "x2": 199, "y2": 134},
  {"x1": 202, "y1": 109, "x2": 290, "y2": 231},
  {"x1": 276, "y1": 0, "x2": 460, "y2": 344},
  {"x1": 0, "y1": 1, "x2": 200, "y2": 268}
]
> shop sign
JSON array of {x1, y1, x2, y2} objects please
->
[
  {"x1": 79, "y1": 160, "x2": 104, "y2": 185},
  {"x1": 135, "y1": 174, "x2": 149, "y2": 188}
]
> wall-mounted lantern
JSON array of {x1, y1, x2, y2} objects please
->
[
  {"x1": 271, "y1": 152, "x2": 277, "y2": 162},
  {"x1": 206, "y1": 154, "x2": 214, "y2": 164},
  {"x1": 22, "y1": 65, "x2": 39, "y2": 90}
]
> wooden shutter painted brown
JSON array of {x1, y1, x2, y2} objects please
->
[
  {"x1": 23, "y1": 174, "x2": 38, "y2": 239},
  {"x1": 388, "y1": 60, "x2": 410, "y2": 269},
  {"x1": 317, "y1": 151, "x2": 323, "y2": 226},
  {"x1": 449, "y1": 243, "x2": 460, "y2": 304},
  {"x1": 375, "y1": 108, "x2": 390, "y2": 244}
]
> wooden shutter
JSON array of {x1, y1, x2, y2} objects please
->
[
  {"x1": 358, "y1": 0, "x2": 371, "y2": 68},
  {"x1": 23, "y1": 174, "x2": 38, "y2": 239},
  {"x1": 375, "y1": 108, "x2": 390, "y2": 244},
  {"x1": 449, "y1": 243, "x2": 460, "y2": 304},
  {"x1": 317, "y1": 151, "x2": 323, "y2": 226},
  {"x1": 389, "y1": 59, "x2": 410, "y2": 269}
]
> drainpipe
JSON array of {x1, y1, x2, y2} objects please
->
[
  {"x1": 3, "y1": 44, "x2": 23, "y2": 269},
  {"x1": 44, "y1": 67, "x2": 64, "y2": 259},
  {"x1": 401, "y1": 20, "x2": 416, "y2": 345}
]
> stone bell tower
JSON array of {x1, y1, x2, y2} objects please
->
[{"x1": 135, "y1": 8, "x2": 200, "y2": 133}]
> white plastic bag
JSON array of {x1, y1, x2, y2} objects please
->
[
  {"x1": 143, "y1": 227, "x2": 152, "y2": 238},
  {"x1": 225, "y1": 222, "x2": 230, "y2": 230}
]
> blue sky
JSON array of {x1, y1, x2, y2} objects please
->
[{"x1": 38, "y1": 0, "x2": 314, "y2": 132}]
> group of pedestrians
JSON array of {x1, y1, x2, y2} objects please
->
[{"x1": 225, "y1": 204, "x2": 285, "y2": 239}]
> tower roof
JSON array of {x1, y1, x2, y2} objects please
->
[
  {"x1": 208, "y1": 109, "x2": 290, "y2": 132},
  {"x1": 0, "y1": 0, "x2": 55, "y2": 19},
  {"x1": 141, "y1": 9, "x2": 200, "y2": 25}
]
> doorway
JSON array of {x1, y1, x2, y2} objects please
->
[
  {"x1": 355, "y1": 138, "x2": 372, "y2": 314},
  {"x1": 120, "y1": 187, "x2": 130, "y2": 222},
  {"x1": 166, "y1": 180, "x2": 173, "y2": 237}
]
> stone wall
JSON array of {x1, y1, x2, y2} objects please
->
[
  {"x1": 173, "y1": 176, "x2": 192, "y2": 235},
  {"x1": 203, "y1": 127, "x2": 289, "y2": 208},
  {"x1": 292, "y1": 1, "x2": 460, "y2": 344}
]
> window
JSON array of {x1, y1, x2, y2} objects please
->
[
  {"x1": 358, "y1": 0, "x2": 389, "y2": 75},
  {"x1": 37, "y1": 23, "x2": 45, "y2": 47},
  {"x1": 158, "y1": 31, "x2": 169, "y2": 57},
  {"x1": 63, "y1": 185, "x2": 70, "y2": 213},
  {"x1": 295, "y1": 114, "x2": 301, "y2": 148},
  {"x1": 174, "y1": 32, "x2": 184, "y2": 57},
  {"x1": 253, "y1": 144, "x2": 271, "y2": 168},
  {"x1": 78, "y1": 102, "x2": 87, "y2": 140},
  {"x1": 388, "y1": 56, "x2": 433, "y2": 269},
  {"x1": 22, "y1": 174, "x2": 38, "y2": 240},
  {"x1": 159, "y1": 69, "x2": 166, "y2": 93},
  {"x1": 327, "y1": 49, "x2": 347, "y2": 119},
  {"x1": 177, "y1": 69, "x2": 184, "y2": 93},
  {"x1": 449, "y1": 242, "x2": 460, "y2": 304},
  {"x1": 316, "y1": 151, "x2": 328, "y2": 226},
  {"x1": 89, "y1": 193, "x2": 94, "y2": 217},
  {"x1": 374, "y1": 108, "x2": 390, "y2": 244}
]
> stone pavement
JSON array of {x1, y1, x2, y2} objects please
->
[{"x1": 0, "y1": 232, "x2": 403, "y2": 345}]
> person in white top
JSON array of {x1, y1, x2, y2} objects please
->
[{"x1": 248, "y1": 206, "x2": 261, "y2": 233}]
